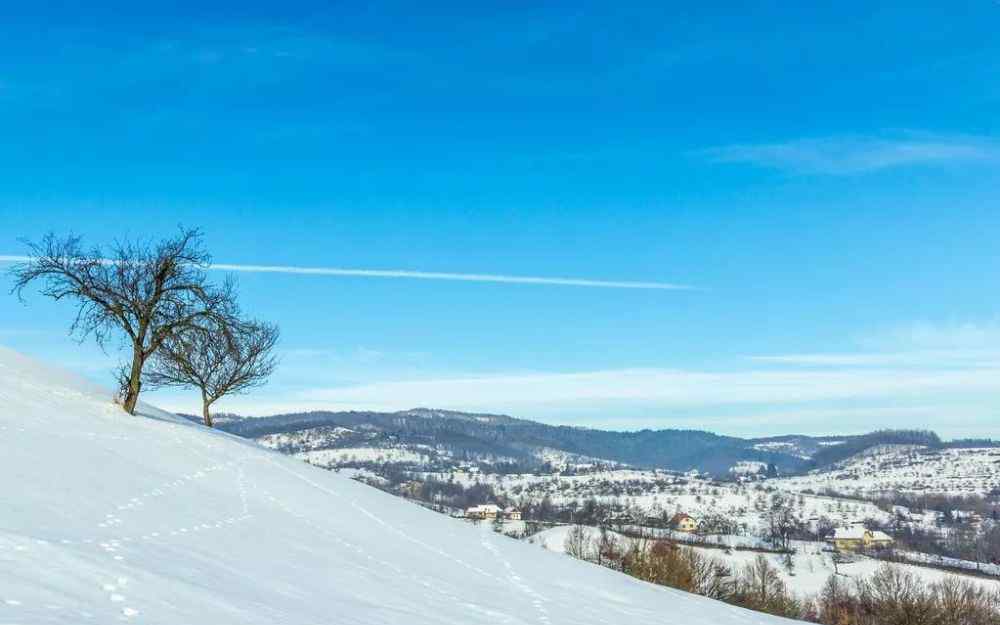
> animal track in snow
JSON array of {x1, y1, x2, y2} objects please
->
[
  {"x1": 481, "y1": 532, "x2": 552, "y2": 625},
  {"x1": 101, "y1": 573, "x2": 138, "y2": 619},
  {"x1": 259, "y1": 488, "x2": 492, "y2": 615}
]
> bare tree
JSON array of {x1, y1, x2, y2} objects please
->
[
  {"x1": 765, "y1": 495, "x2": 798, "y2": 551},
  {"x1": 564, "y1": 525, "x2": 593, "y2": 560},
  {"x1": 8, "y1": 229, "x2": 232, "y2": 415},
  {"x1": 144, "y1": 318, "x2": 278, "y2": 427}
]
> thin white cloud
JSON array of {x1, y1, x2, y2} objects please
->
[
  {"x1": 289, "y1": 366, "x2": 1000, "y2": 411},
  {"x1": 701, "y1": 134, "x2": 998, "y2": 174},
  {"x1": 748, "y1": 350, "x2": 1000, "y2": 367},
  {"x1": 865, "y1": 320, "x2": 1000, "y2": 350},
  {"x1": 0, "y1": 256, "x2": 693, "y2": 291},
  {"x1": 755, "y1": 321, "x2": 1000, "y2": 367}
]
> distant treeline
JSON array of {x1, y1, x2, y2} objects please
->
[{"x1": 945, "y1": 438, "x2": 1000, "y2": 449}]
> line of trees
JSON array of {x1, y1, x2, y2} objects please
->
[
  {"x1": 8, "y1": 228, "x2": 278, "y2": 426},
  {"x1": 561, "y1": 528, "x2": 1000, "y2": 624}
]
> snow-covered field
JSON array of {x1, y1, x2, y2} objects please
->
[
  {"x1": 771, "y1": 445, "x2": 1000, "y2": 497},
  {"x1": 730, "y1": 461, "x2": 769, "y2": 475},
  {"x1": 257, "y1": 426, "x2": 356, "y2": 451},
  {"x1": 432, "y1": 469, "x2": 895, "y2": 534},
  {"x1": 0, "y1": 346, "x2": 797, "y2": 624},
  {"x1": 296, "y1": 446, "x2": 433, "y2": 467},
  {"x1": 531, "y1": 526, "x2": 1000, "y2": 599}
]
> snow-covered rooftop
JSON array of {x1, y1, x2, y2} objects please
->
[{"x1": 831, "y1": 526, "x2": 869, "y2": 540}]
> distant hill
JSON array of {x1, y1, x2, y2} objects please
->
[
  {"x1": 804, "y1": 429, "x2": 942, "y2": 470},
  {"x1": 211, "y1": 409, "x2": 973, "y2": 479},
  {"x1": 213, "y1": 408, "x2": 860, "y2": 476}
]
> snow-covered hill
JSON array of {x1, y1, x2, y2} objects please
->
[
  {"x1": 771, "y1": 444, "x2": 1000, "y2": 497},
  {"x1": 220, "y1": 408, "x2": 816, "y2": 476},
  {"x1": 0, "y1": 346, "x2": 793, "y2": 624}
]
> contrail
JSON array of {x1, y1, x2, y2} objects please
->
[{"x1": 0, "y1": 256, "x2": 692, "y2": 290}]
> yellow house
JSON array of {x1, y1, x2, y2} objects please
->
[
  {"x1": 827, "y1": 526, "x2": 893, "y2": 552},
  {"x1": 670, "y1": 513, "x2": 699, "y2": 533}
]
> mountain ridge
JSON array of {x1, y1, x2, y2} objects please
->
[
  {"x1": 206, "y1": 408, "x2": 851, "y2": 476},
  {"x1": 204, "y1": 408, "x2": 986, "y2": 478}
]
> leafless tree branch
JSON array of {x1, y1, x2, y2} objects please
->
[
  {"x1": 8, "y1": 228, "x2": 234, "y2": 415},
  {"x1": 145, "y1": 316, "x2": 279, "y2": 427}
]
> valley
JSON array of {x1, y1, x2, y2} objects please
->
[{"x1": 226, "y1": 406, "x2": 1000, "y2": 606}]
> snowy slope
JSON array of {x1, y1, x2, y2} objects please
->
[{"x1": 0, "y1": 346, "x2": 794, "y2": 625}]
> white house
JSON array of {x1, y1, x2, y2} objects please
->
[
  {"x1": 466, "y1": 504, "x2": 522, "y2": 521},
  {"x1": 465, "y1": 504, "x2": 502, "y2": 520}
]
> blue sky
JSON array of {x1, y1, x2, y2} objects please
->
[{"x1": 2, "y1": 1, "x2": 999, "y2": 437}]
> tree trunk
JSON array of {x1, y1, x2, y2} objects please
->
[
  {"x1": 122, "y1": 347, "x2": 144, "y2": 415},
  {"x1": 202, "y1": 394, "x2": 214, "y2": 428}
]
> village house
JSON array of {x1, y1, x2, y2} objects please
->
[
  {"x1": 503, "y1": 506, "x2": 522, "y2": 521},
  {"x1": 827, "y1": 525, "x2": 894, "y2": 552},
  {"x1": 465, "y1": 504, "x2": 522, "y2": 521},
  {"x1": 669, "y1": 512, "x2": 699, "y2": 533},
  {"x1": 466, "y1": 504, "x2": 502, "y2": 520}
]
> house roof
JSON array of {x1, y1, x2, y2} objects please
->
[
  {"x1": 831, "y1": 526, "x2": 868, "y2": 540},
  {"x1": 829, "y1": 527, "x2": 893, "y2": 542},
  {"x1": 467, "y1": 504, "x2": 501, "y2": 513}
]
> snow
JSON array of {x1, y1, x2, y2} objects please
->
[
  {"x1": 257, "y1": 426, "x2": 355, "y2": 451},
  {"x1": 294, "y1": 446, "x2": 432, "y2": 467},
  {"x1": 0, "y1": 346, "x2": 795, "y2": 624},
  {"x1": 751, "y1": 442, "x2": 811, "y2": 459},
  {"x1": 830, "y1": 526, "x2": 869, "y2": 540},
  {"x1": 434, "y1": 469, "x2": 895, "y2": 534},
  {"x1": 771, "y1": 445, "x2": 1000, "y2": 496},
  {"x1": 729, "y1": 461, "x2": 768, "y2": 475},
  {"x1": 894, "y1": 550, "x2": 1000, "y2": 577},
  {"x1": 532, "y1": 447, "x2": 620, "y2": 469}
]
